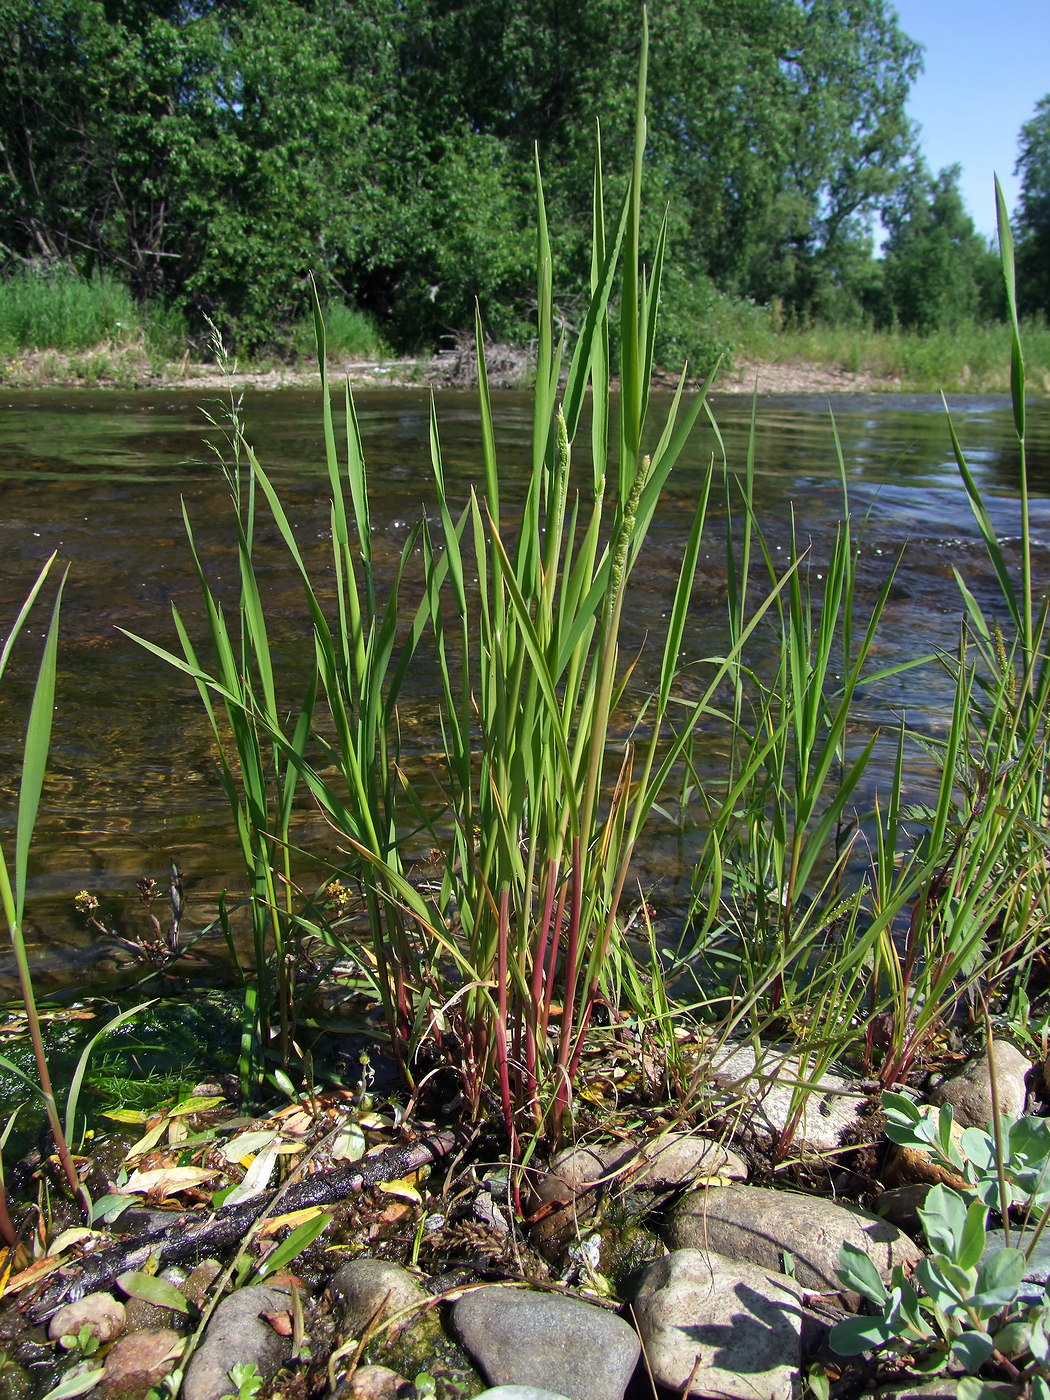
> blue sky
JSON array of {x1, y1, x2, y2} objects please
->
[{"x1": 889, "y1": 1, "x2": 1050, "y2": 239}]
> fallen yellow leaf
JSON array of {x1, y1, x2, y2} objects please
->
[{"x1": 256, "y1": 1206, "x2": 328, "y2": 1237}]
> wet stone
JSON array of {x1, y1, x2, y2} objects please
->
[
  {"x1": 48, "y1": 1292, "x2": 126, "y2": 1346},
  {"x1": 340, "y1": 1363, "x2": 416, "y2": 1399},
  {"x1": 101, "y1": 1327, "x2": 182, "y2": 1393},
  {"x1": 329, "y1": 1259, "x2": 429, "y2": 1337}
]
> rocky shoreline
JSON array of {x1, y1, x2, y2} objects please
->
[
  {"x1": 0, "y1": 345, "x2": 896, "y2": 398},
  {"x1": 3, "y1": 1036, "x2": 1042, "y2": 1400}
]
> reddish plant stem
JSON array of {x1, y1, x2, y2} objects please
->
[{"x1": 494, "y1": 887, "x2": 517, "y2": 1158}]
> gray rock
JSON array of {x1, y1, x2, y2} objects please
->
[
  {"x1": 181, "y1": 1283, "x2": 294, "y2": 1400},
  {"x1": 527, "y1": 1133, "x2": 745, "y2": 1255},
  {"x1": 48, "y1": 1292, "x2": 126, "y2": 1346},
  {"x1": 706, "y1": 1041, "x2": 870, "y2": 1156},
  {"x1": 453, "y1": 1285, "x2": 639, "y2": 1400},
  {"x1": 982, "y1": 1225, "x2": 1050, "y2": 1286},
  {"x1": 927, "y1": 1042, "x2": 1030, "y2": 1127},
  {"x1": 529, "y1": 1133, "x2": 745, "y2": 1209},
  {"x1": 341, "y1": 1364, "x2": 415, "y2": 1399},
  {"x1": 329, "y1": 1259, "x2": 430, "y2": 1337},
  {"x1": 475, "y1": 1391, "x2": 574, "y2": 1400},
  {"x1": 663, "y1": 1185, "x2": 922, "y2": 1298},
  {"x1": 632, "y1": 1247, "x2": 802, "y2": 1400}
]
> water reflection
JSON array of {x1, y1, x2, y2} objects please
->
[{"x1": 0, "y1": 386, "x2": 1047, "y2": 989}]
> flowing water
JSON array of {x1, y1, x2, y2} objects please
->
[{"x1": 1, "y1": 384, "x2": 1048, "y2": 993}]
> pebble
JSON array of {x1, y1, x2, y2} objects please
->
[
  {"x1": 927, "y1": 1042, "x2": 1030, "y2": 1127},
  {"x1": 181, "y1": 1283, "x2": 296, "y2": 1400},
  {"x1": 632, "y1": 1247, "x2": 802, "y2": 1399},
  {"x1": 341, "y1": 1363, "x2": 416, "y2": 1398},
  {"x1": 453, "y1": 1284, "x2": 639, "y2": 1400},
  {"x1": 101, "y1": 1327, "x2": 182, "y2": 1390},
  {"x1": 329, "y1": 1258, "x2": 430, "y2": 1337},
  {"x1": 47, "y1": 1292, "x2": 126, "y2": 1346},
  {"x1": 475, "y1": 1390, "x2": 573, "y2": 1400},
  {"x1": 662, "y1": 1184, "x2": 922, "y2": 1297}
]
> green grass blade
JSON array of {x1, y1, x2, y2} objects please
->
[{"x1": 14, "y1": 569, "x2": 67, "y2": 925}]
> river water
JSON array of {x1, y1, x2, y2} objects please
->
[{"x1": 1, "y1": 384, "x2": 1048, "y2": 992}]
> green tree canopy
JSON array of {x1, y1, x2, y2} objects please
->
[
  {"x1": 1016, "y1": 94, "x2": 1050, "y2": 319},
  {"x1": 0, "y1": 0, "x2": 927, "y2": 353},
  {"x1": 877, "y1": 163, "x2": 1000, "y2": 332}
]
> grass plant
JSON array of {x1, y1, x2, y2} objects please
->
[
  {"x1": 0, "y1": 556, "x2": 82, "y2": 1236},
  {"x1": 722, "y1": 311, "x2": 1050, "y2": 394},
  {"x1": 676, "y1": 177, "x2": 1050, "y2": 1111},
  {"x1": 125, "y1": 354, "x2": 322, "y2": 1096},
  {"x1": 116, "y1": 19, "x2": 1050, "y2": 1173},
  {"x1": 128, "y1": 18, "x2": 792, "y2": 1152}
]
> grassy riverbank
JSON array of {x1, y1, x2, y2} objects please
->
[{"x1": 3, "y1": 270, "x2": 1049, "y2": 395}]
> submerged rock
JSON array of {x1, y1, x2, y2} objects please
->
[
  {"x1": 453, "y1": 1284, "x2": 639, "y2": 1400},
  {"x1": 632, "y1": 1247, "x2": 802, "y2": 1400},
  {"x1": 662, "y1": 1184, "x2": 922, "y2": 1298},
  {"x1": 101, "y1": 1327, "x2": 182, "y2": 1394}
]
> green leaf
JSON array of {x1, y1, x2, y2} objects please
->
[
  {"x1": 950, "y1": 1330, "x2": 994, "y2": 1372},
  {"x1": 957, "y1": 1198, "x2": 989, "y2": 1272},
  {"x1": 836, "y1": 1242, "x2": 889, "y2": 1305},
  {"x1": 39, "y1": 1370, "x2": 106, "y2": 1400},
  {"x1": 254, "y1": 1212, "x2": 332, "y2": 1280},
  {"x1": 828, "y1": 1314, "x2": 895, "y2": 1355},
  {"x1": 116, "y1": 1271, "x2": 190, "y2": 1313},
  {"x1": 919, "y1": 1184, "x2": 970, "y2": 1258},
  {"x1": 90, "y1": 1194, "x2": 137, "y2": 1225},
  {"x1": 882, "y1": 1091, "x2": 929, "y2": 1147},
  {"x1": 970, "y1": 1248, "x2": 1026, "y2": 1309},
  {"x1": 915, "y1": 1255, "x2": 974, "y2": 1309}
]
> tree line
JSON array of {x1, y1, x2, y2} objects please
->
[{"x1": 1, "y1": 0, "x2": 1047, "y2": 359}]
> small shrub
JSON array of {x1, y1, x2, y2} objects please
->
[
  {"x1": 290, "y1": 301, "x2": 388, "y2": 361},
  {"x1": 0, "y1": 266, "x2": 141, "y2": 351}
]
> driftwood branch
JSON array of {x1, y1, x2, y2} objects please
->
[{"x1": 31, "y1": 1127, "x2": 465, "y2": 1321}]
